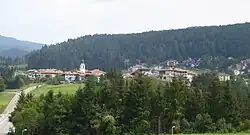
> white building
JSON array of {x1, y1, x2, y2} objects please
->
[
  {"x1": 233, "y1": 70, "x2": 240, "y2": 76},
  {"x1": 64, "y1": 72, "x2": 77, "y2": 82},
  {"x1": 218, "y1": 73, "x2": 231, "y2": 81},
  {"x1": 158, "y1": 68, "x2": 197, "y2": 82}
]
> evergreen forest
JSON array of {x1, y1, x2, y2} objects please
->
[{"x1": 27, "y1": 23, "x2": 250, "y2": 70}]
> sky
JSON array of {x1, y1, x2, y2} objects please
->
[{"x1": 0, "y1": 0, "x2": 250, "y2": 44}]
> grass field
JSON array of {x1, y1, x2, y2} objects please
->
[
  {"x1": 31, "y1": 84, "x2": 84, "y2": 96},
  {"x1": 0, "y1": 93, "x2": 15, "y2": 113}
]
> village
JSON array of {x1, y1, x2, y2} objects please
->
[{"x1": 18, "y1": 59, "x2": 234, "y2": 84}]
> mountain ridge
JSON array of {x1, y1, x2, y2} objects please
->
[{"x1": 0, "y1": 35, "x2": 43, "y2": 58}]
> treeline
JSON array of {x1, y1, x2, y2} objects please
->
[
  {"x1": 0, "y1": 64, "x2": 31, "y2": 92},
  {"x1": 11, "y1": 71, "x2": 250, "y2": 135},
  {"x1": 0, "y1": 56, "x2": 26, "y2": 66},
  {"x1": 27, "y1": 23, "x2": 250, "y2": 70}
]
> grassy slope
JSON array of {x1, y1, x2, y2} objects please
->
[
  {"x1": 0, "y1": 93, "x2": 15, "y2": 113},
  {"x1": 31, "y1": 84, "x2": 84, "y2": 96}
]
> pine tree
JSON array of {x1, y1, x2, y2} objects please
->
[
  {"x1": 41, "y1": 90, "x2": 57, "y2": 135},
  {"x1": 122, "y1": 73, "x2": 151, "y2": 133},
  {"x1": 150, "y1": 83, "x2": 166, "y2": 134},
  {"x1": 220, "y1": 81, "x2": 234, "y2": 123},
  {"x1": 164, "y1": 78, "x2": 187, "y2": 128},
  {"x1": 207, "y1": 78, "x2": 222, "y2": 121}
]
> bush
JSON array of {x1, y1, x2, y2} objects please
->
[
  {"x1": 46, "y1": 77, "x2": 60, "y2": 85},
  {"x1": 216, "y1": 118, "x2": 229, "y2": 133},
  {"x1": 0, "y1": 78, "x2": 6, "y2": 92},
  {"x1": 239, "y1": 120, "x2": 250, "y2": 131},
  {"x1": 0, "y1": 83, "x2": 6, "y2": 92},
  {"x1": 181, "y1": 119, "x2": 195, "y2": 134}
]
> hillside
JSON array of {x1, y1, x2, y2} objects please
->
[
  {"x1": 0, "y1": 35, "x2": 43, "y2": 57},
  {"x1": 27, "y1": 23, "x2": 250, "y2": 70}
]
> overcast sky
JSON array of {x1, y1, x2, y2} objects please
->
[{"x1": 0, "y1": 0, "x2": 250, "y2": 44}]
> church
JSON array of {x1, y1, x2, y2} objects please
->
[{"x1": 64, "y1": 60, "x2": 105, "y2": 82}]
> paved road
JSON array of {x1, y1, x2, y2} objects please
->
[{"x1": 0, "y1": 85, "x2": 39, "y2": 135}]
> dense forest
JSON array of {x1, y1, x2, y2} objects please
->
[
  {"x1": 27, "y1": 23, "x2": 250, "y2": 70},
  {"x1": 11, "y1": 71, "x2": 250, "y2": 135}
]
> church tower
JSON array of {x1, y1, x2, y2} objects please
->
[{"x1": 79, "y1": 60, "x2": 86, "y2": 73}]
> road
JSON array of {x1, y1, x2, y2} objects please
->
[{"x1": 0, "y1": 85, "x2": 39, "y2": 135}]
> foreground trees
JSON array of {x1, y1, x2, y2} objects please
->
[{"x1": 11, "y1": 72, "x2": 250, "y2": 135}]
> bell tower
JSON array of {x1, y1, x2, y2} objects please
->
[{"x1": 79, "y1": 60, "x2": 86, "y2": 73}]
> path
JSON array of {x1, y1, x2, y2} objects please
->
[{"x1": 0, "y1": 85, "x2": 40, "y2": 135}]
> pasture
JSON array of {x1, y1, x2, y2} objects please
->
[
  {"x1": 31, "y1": 83, "x2": 84, "y2": 96},
  {"x1": 0, "y1": 93, "x2": 15, "y2": 113}
]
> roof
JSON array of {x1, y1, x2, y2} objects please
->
[
  {"x1": 218, "y1": 73, "x2": 230, "y2": 76},
  {"x1": 27, "y1": 68, "x2": 105, "y2": 76}
]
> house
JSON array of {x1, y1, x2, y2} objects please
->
[
  {"x1": 63, "y1": 72, "x2": 78, "y2": 82},
  {"x1": 233, "y1": 70, "x2": 240, "y2": 76},
  {"x1": 166, "y1": 60, "x2": 179, "y2": 67},
  {"x1": 158, "y1": 67, "x2": 197, "y2": 82},
  {"x1": 218, "y1": 73, "x2": 230, "y2": 81}
]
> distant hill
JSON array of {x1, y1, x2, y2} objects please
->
[
  {"x1": 27, "y1": 23, "x2": 250, "y2": 70},
  {"x1": 0, "y1": 48, "x2": 28, "y2": 58},
  {"x1": 0, "y1": 35, "x2": 43, "y2": 58}
]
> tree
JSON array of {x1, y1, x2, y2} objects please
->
[
  {"x1": 220, "y1": 81, "x2": 234, "y2": 123},
  {"x1": 164, "y1": 79, "x2": 187, "y2": 129},
  {"x1": 14, "y1": 76, "x2": 25, "y2": 89},
  {"x1": 207, "y1": 78, "x2": 222, "y2": 121},
  {"x1": 122, "y1": 74, "x2": 152, "y2": 133},
  {"x1": 0, "y1": 77, "x2": 6, "y2": 92},
  {"x1": 150, "y1": 83, "x2": 166, "y2": 134},
  {"x1": 99, "y1": 115, "x2": 120, "y2": 135}
]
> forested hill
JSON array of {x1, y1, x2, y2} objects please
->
[{"x1": 27, "y1": 23, "x2": 250, "y2": 70}]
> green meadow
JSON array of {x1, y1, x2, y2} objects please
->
[
  {"x1": 31, "y1": 84, "x2": 84, "y2": 96},
  {"x1": 0, "y1": 93, "x2": 15, "y2": 113}
]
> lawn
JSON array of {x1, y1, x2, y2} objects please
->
[
  {"x1": 0, "y1": 93, "x2": 15, "y2": 113},
  {"x1": 31, "y1": 84, "x2": 84, "y2": 96}
]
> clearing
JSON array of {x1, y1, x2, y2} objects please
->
[
  {"x1": 31, "y1": 84, "x2": 84, "y2": 96},
  {"x1": 0, "y1": 93, "x2": 15, "y2": 113}
]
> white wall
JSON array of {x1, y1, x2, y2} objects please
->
[{"x1": 64, "y1": 75, "x2": 76, "y2": 82}]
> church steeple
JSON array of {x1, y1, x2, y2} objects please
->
[{"x1": 79, "y1": 60, "x2": 86, "y2": 73}]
